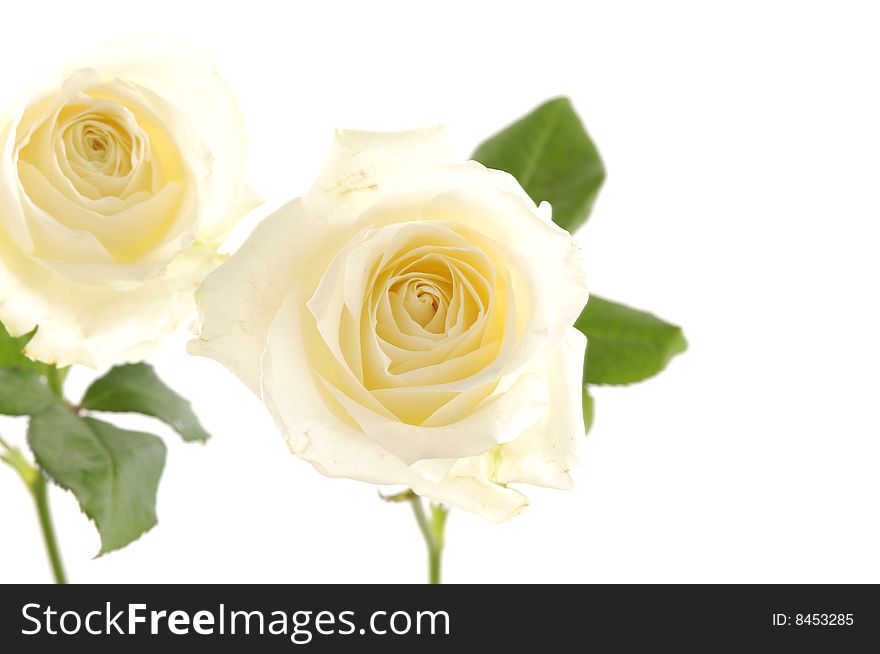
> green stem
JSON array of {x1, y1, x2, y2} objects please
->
[
  {"x1": 2, "y1": 360, "x2": 70, "y2": 585},
  {"x1": 39, "y1": 365, "x2": 69, "y2": 583},
  {"x1": 31, "y1": 474, "x2": 67, "y2": 584},
  {"x1": 45, "y1": 366, "x2": 68, "y2": 399},
  {"x1": 0, "y1": 440, "x2": 67, "y2": 584},
  {"x1": 409, "y1": 495, "x2": 449, "y2": 584}
]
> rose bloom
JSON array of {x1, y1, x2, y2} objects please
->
[
  {"x1": 0, "y1": 37, "x2": 257, "y2": 368},
  {"x1": 191, "y1": 127, "x2": 588, "y2": 521}
]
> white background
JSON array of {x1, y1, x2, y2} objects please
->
[{"x1": 2, "y1": 0, "x2": 879, "y2": 583}]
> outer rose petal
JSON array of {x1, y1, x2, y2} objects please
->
[
  {"x1": 189, "y1": 198, "x2": 351, "y2": 394},
  {"x1": 261, "y1": 289, "x2": 414, "y2": 485},
  {"x1": 0, "y1": 237, "x2": 194, "y2": 367},
  {"x1": 411, "y1": 462, "x2": 529, "y2": 524},
  {"x1": 309, "y1": 126, "x2": 450, "y2": 212},
  {"x1": 494, "y1": 327, "x2": 587, "y2": 488},
  {"x1": 322, "y1": 370, "x2": 548, "y2": 464}
]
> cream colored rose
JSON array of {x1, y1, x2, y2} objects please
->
[
  {"x1": 0, "y1": 36, "x2": 258, "y2": 367},
  {"x1": 191, "y1": 126, "x2": 588, "y2": 521}
]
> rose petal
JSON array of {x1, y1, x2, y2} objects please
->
[
  {"x1": 189, "y1": 198, "x2": 349, "y2": 394},
  {"x1": 495, "y1": 327, "x2": 587, "y2": 489},
  {"x1": 321, "y1": 368, "x2": 548, "y2": 464},
  {"x1": 0, "y1": 238, "x2": 179, "y2": 368},
  {"x1": 309, "y1": 125, "x2": 450, "y2": 213}
]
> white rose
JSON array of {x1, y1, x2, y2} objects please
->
[
  {"x1": 0, "y1": 36, "x2": 258, "y2": 367},
  {"x1": 191, "y1": 127, "x2": 588, "y2": 521}
]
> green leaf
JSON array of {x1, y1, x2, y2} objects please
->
[
  {"x1": 0, "y1": 368, "x2": 59, "y2": 416},
  {"x1": 471, "y1": 96, "x2": 605, "y2": 233},
  {"x1": 576, "y1": 296, "x2": 687, "y2": 385},
  {"x1": 582, "y1": 386, "x2": 595, "y2": 435},
  {"x1": 28, "y1": 406, "x2": 166, "y2": 554},
  {"x1": 81, "y1": 363, "x2": 209, "y2": 443},
  {"x1": 0, "y1": 322, "x2": 51, "y2": 375}
]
